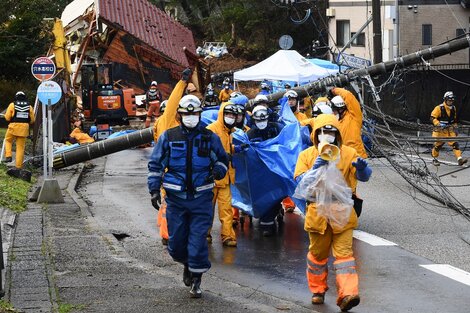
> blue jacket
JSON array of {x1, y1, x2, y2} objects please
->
[{"x1": 148, "y1": 124, "x2": 229, "y2": 199}]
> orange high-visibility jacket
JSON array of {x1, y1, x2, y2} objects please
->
[
  {"x1": 207, "y1": 102, "x2": 236, "y2": 187},
  {"x1": 332, "y1": 88, "x2": 367, "y2": 158}
]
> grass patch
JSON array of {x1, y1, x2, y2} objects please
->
[
  {"x1": 58, "y1": 303, "x2": 86, "y2": 313},
  {"x1": 0, "y1": 127, "x2": 33, "y2": 213},
  {"x1": 0, "y1": 300, "x2": 19, "y2": 312},
  {"x1": 0, "y1": 163, "x2": 32, "y2": 213}
]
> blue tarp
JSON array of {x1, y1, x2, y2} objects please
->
[
  {"x1": 306, "y1": 58, "x2": 340, "y2": 70},
  {"x1": 198, "y1": 102, "x2": 310, "y2": 216}
]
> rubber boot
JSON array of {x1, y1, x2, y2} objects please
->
[
  {"x1": 189, "y1": 274, "x2": 202, "y2": 298},
  {"x1": 183, "y1": 264, "x2": 191, "y2": 287},
  {"x1": 339, "y1": 295, "x2": 360, "y2": 312}
]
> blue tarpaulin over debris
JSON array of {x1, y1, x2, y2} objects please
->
[{"x1": 198, "y1": 101, "x2": 310, "y2": 216}]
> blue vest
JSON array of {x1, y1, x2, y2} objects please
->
[{"x1": 162, "y1": 127, "x2": 215, "y2": 196}]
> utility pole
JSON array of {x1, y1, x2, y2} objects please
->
[{"x1": 372, "y1": 0, "x2": 383, "y2": 63}]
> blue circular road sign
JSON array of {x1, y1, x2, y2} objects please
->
[{"x1": 37, "y1": 81, "x2": 62, "y2": 105}]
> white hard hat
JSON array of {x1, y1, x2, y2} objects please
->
[
  {"x1": 252, "y1": 105, "x2": 269, "y2": 121},
  {"x1": 443, "y1": 91, "x2": 454, "y2": 100},
  {"x1": 330, "y1": 95, "x2": 346, "y2": 108},
  {"x1": 150, "y1": 81, "x2": 158, "y2": 86},
  {"x1": 284, "y1": 90, "x2": 298, "y2": 99},
  {"x1": 159, "y1": 100, "x2": 168, "y2": 113},
  {"x1": 178, "y1": 95, "x2": 202, "y2": 113},
  {"x1": 254, "y1": 94, "x2": 268, "y2": 104},
  {"x1": 313, "y1": 102, "x2": 333, "y2": 117}
]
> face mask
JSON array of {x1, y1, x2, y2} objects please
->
[
  {"x1": 334, "y1": 113, "x2": 340, "y2": 120},
  {"x1": 182, "y1": 115, "x2": 199, "y2": 128},
  {"x1": 224, "y1": 116, "x2": 236, "y2": 127},
  {"x1": 318, "y1": 133, "x2": 336, "y2": 144},
  {"x1": 256, "y1": 120, "x2": 268, "y2": 130}
]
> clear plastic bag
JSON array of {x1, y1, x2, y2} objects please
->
[{"x1": 294, "y1": 162, "x2": 353, "y2": 228}]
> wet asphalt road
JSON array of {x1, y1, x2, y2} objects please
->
[{"x1": 77, "y1": 147, "x2": 470, "y2": 312}]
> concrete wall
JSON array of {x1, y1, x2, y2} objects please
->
[{"x1": 398, "y1": 4, "x2": 469, "y2": 64}]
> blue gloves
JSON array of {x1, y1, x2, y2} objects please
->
[
  {"x1": 352, "y1": 158, "x2": 372, "y2": 182},
  {"x1": 312, "y1": 156, "x2": 328, "y2": 170},
  {"x1": 151, "y1": 192, "x2": 161, "y2": 210},
  {"x1": 212, "y1": 164, "x2": 227, "y2": 180},
  {"x1": 234, "y1": 143, "x2": 249, "y2": 153}
]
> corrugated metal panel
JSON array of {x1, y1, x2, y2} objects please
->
[{"x1": 99, "y1": 0, "x2": 195, "y2": 67}]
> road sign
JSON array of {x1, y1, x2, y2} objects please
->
[
  {"x1": 31, "y1": 57, "x2": 56, "y2": 81},
  {"x1": 337, "y1": 53, "x2": 371, "y2": 69},
  {"x1": 279, "y1": 35, "x2": 293, "y2": 50},
  {"x1": 37, "y1": 81, "x2": 62, "y2": 105}
]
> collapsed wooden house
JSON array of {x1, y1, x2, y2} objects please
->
[{"x1": 61, "y1": 0, "x2": 198, "y2": 97}]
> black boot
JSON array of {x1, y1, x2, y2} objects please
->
[
  {"x1": 183, "y1": 264, "x2": 191, "y2": 287},
  {"x1": 189, "y1": 274, "x2": 202, "y2": 298}
]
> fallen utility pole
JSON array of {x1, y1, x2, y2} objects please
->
[
  {"x1": 261, "y1": 34, "x2": 470, "y2": 107},
  {"x1": 53, "y1": 35, "x2": 470, "y2": 169}
]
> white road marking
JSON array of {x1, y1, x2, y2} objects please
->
[
  {"x1": 353, "y1": 230, "x2": 397, "y2": 246},
  {"x1": 420, "y1": 264, "x2": 470, "y2": 286}
]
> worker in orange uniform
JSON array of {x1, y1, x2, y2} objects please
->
[
  {"x1": 218, "y1": 83, "x2": 232, "y2": 103},
  {"x1": 207, "y1": 102, "x2": 241, "y2": 247},
  {"x1": 3, "y1": 91, "x2": 35, "y2": 168},
  {"x1": 430, "y1": 91, "x2": 467, "y2": 166},
  {"x1": 328, "y1": 88, "x2": 367, "y2": 158},
  {"x1": 145, "y1": 81, "x2": 162, "y2": 128},
  {"x1": 294, "y1": 114, "x2": 372, "y2": 312},
  {"x1": 152, "y1": 69, "x2": 192, "y2": 245}
]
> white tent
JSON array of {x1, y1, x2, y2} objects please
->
[{"x1": 233, "y1": 50, "x2": 337, "y2": 83}]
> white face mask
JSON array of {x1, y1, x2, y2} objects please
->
[
  {"x1": 224, "y1": 116, "x2": 236, "y2": 126},
  {"x1": 255, "y1": 120, "x2": 268, "y2": 130},
  {"x1": 334, "y1": 113, "x2": 340, "y2": 120},
  {"x1": 182, "y1": 115, "x2": 199, "y2": 128},
  {"x1": 318, "y1": 133, "x2": 336, "y2": 144}
]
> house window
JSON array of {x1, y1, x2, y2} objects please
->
[
  {"x1": 337, "y1": 20, "x2": 350, "y2": 47},
  {"x1": 456, "y1": 28, "x2": 466, "y2": 37},
  {"x1": 351, "y1": 32, "x2": 365, "y2": 47},
  {"x1": 422, "y1": 24, "x2": 432, "y2": 45}
]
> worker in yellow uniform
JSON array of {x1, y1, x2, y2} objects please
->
[
  {"x1": 69, "y1": 120, "x2": 95, "y2": 144},
  {"x1": 294, "y1": 114, "x2": 372, "y2": 312},
  {"x1": 218, "y1": 83, "x2": 232, "y2": 103},
  {"x1": 329, "y1": 88, "x2": 368, "y2": 158},
  {"x1": 207, "y1": 102, "x2": 240, "y2": 247},
  {"x1": 152, "y1": 69, "x2": 192, "y2": 246},
  {"x1": 430, "y1": 91, "x2": 467, "y2": 166},
  {"x1": 3, "y1": 91, "x2": 35, "y2": 168}
]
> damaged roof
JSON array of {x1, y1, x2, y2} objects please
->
[{"x1": 98, "y1": 0, "x2": 195, "y2": 67}]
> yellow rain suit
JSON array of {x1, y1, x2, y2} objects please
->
[
  {"x1": 207, "y1": 102, "x2": 237, "y2": 244},
  {"x1": 331, "y1": 88, "x2": 367, "y2": 158},
  {"x1": 69, "y1": 127, "x2": 94, "y2": 144},
  {"x1": 294, "y1": 114, "x2": 360, "y2": 306},
  {"x1": 218, "y1": 88, "x2": 232, "y2": 102},
  {"x1": 430, "y1": 102, "x2": 462, "y2": 159},
  {"x1": 4, "y1": 102, "x2": 35, "y2": 168}
]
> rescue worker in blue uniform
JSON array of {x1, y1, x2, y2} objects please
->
[
  {"x1": 148, "y1": 95, "x2": 229, "y2": 298},
  {"x1": 246, "y1": 105, "x2": 284, "y2": 236}
]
